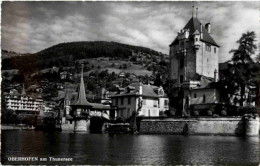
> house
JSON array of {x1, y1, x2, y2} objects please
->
[
  {"x1": 94, "y1": 87, "x2": 112, "y2": 105},
  {"x1": 60, "y1": 71, "x2": 73, "y2": 80},
  {"x1": 118, "y1": 72, "x2": 126, "y2": 78},
  {"x1": 110, "y1": 83, "x2": 169, "y2": 119},
  {"x1": 60, "y1": 71, "x2": 67, "y2": 80}
]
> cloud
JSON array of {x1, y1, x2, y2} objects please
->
[{"x1": 2, "y1": 1, "x2": 259, "y2": 62}]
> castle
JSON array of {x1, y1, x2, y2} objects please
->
[
  {"x1": 170, "y1": 8, "x2": 219, "y2": 86},
  {"x1": 169, "y1": 8, "x2": 221, "y2": 116}
]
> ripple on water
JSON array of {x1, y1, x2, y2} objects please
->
[{"x1": 1, "y1": 131, "x2": 259, "y2": 165}]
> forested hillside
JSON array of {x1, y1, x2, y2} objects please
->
[{"x1": 2, "y1": 41, "x2": 166, "y2": 70}]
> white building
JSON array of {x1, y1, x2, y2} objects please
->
[
  {"x1": 110, "y1": 83, "x2": 169, "y2": 118},
  {"x1": 4, "y1": 88, "x2": 43, "y2": 115}
]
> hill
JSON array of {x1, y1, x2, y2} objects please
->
[
  {"x1": 1, "y1": 50, "x2": 30, "y2": 59},
  {"x1": 2, "y1": 41, "x2": 167, "y2": 70}
]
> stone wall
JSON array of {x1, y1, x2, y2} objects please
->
[
  {"x1": 61, "y1": 122, "x2": 75, "y2": 131},
  {"x1": 139, "y1": 117, "x2": 259, "y2": 136}
]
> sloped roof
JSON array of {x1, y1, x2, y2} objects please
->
[
  {"x1": 170, "y1": 17, "x2": 219, "y2": 47},
  {"x1": 90, "y1": 103, "x2": 112, "y2": 110},
  {"x1": 191, "y1": 75, "x2": 216, "y2": 90},
  {"x1": 142, "y1": 84, "x2": 160, "y2": 98},
  {"x1": 70, "y1": 69, "x2": 92, "y2": 107},
  {"x1": 110, "y1": 83, "x2": 165, "y2": 98}
]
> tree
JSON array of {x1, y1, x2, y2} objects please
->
[
  {"x1": 255, "y1": 53, "x2": 260, "y2": 63},
  {"x1": 229, "y1": 31, "x2": 259, "y2": 106},
  {"x1": 123, "y1": 64, "x2": 128, "y2": 69}
]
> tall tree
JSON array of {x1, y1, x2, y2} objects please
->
[{"x1": 229, "y1": 31, "x2": 258, "y2": 106}]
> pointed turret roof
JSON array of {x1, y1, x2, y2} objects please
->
[
  {"x1": 21, "y1": 84, "x2": 26, "y2": 96},
  {"x1": 170, "y1": 17, "x2": 219, "y2": 47},
  {"x1": 70, "y1": 65, "x2": 92, "y2": 107},
  {"x1": 65, "y1": 90, "x2": 69, "y2": 100}
]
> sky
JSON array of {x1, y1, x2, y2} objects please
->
[{"x1": 2, "y1": 1, "x2": 260, "y2": 62}]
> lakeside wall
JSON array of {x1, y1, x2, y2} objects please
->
[{"x1": 139, "y1": 116, "x2": 259, "y2": 136}]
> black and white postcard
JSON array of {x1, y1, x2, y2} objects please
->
[{"x1": 1, "y1": 1, "x2": 260, "y2": 165}]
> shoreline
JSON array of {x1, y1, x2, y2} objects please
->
[{"x1": 1, "y1": 124, "x2": 35, "y2": 130}]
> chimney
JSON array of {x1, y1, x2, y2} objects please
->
[
  {"x1": 139, "y1": 82, "x2": 143, "y2": 95},
  {"x1": 214, "y1": 69, "x2": 218, "y2": 82},
  {"x1": 200, "y1": 23, "x2": 203, "y2": 39},
  {"x1": 196, "y1": 7, "x2": 198, "y2": 18},
  {"x1": 205, "y1": 23, "x2": 211, "y2": 34}
]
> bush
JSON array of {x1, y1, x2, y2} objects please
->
[
  {"x1": 207, "y1": 110, "x2": 213, "y2": 116},
  {"x1": 221, "y1": 110, "x2": 227, "y2": 116},
  {"x1": 165, "y1": 110, "x2": 175, "y2": 116},
  {"x1": 1, "y1": 109, "x2": 20, "y2": 124},
  {"x1": 237, "y1": 106, "x2": 257, "y2": 115},
  {"x1": 193, "y1": 110, "x2": 199, "y2": 116}
]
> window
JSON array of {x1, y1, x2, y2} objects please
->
[
  {"x1": 196, "y1": 38, "x2": 198, "y2": 41},
  {"x1": 153, "y1": 100, "x2": 157, "y2": 107},
  {"x1": 194, "y1": 93, "x2": 197, "y2": 98},
  {"x1": 121, "y1": 97, "x2": 124, "y2": 105},
  {"x1": 180, "y1": 75, "x2": 184, "y2": 83},
  {"x1": 142, "y1": 99, "x2": 146, "y2": 105},
  {"x1": 128, "y1": 97, "x2": 131, "y2": 105},
  {"x1": 164, "y1": 100, "x2": 168, "y2": 106},
  {"x1": 180, "y1": 42, "x2": 184, "y2": 49},
  {"x1": 115, "y1": 98, "x2": 118, "y2": 105},
  {"x1": 206, "y1": 44, "x2": 211, "y2": 52},
  {"x1": 203, "y1": 95, "x2": 206, "y2": 103},
  {"x1": 214, "y1": 47, "x2": 217, "y2": 53},
  {"x1": 180, "y1": 58, "x2": 184, "y2": 69}
]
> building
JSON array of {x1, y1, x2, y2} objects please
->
[
  {"x1": 60, "y1": 71, "x2": 73, "y2": 80},
  {"x1": 169, "y1": 9, "x2": 219, "y2": 87},
  {"x1": 110, "y1": 83, "x2": 169, "y2": 119},
  {"x1": 94, "y1": 87, "x2": 113, "y2": 105},
  {"x1": 4, "y1": 86, "x2": 43, "y2": 115},
  {"x1": 60, "y1": 65, "x2": 113, "y2": 131},
  {"x1": 169, "y1": 8, "x2": 221, "y2": 116}
]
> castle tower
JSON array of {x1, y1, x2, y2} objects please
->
[
  {"x1": 169, "y1": 10, "x2": 219, "y2": 87},
  {"x1": 70, "y1": 64, "x2": 92, "y2": 132}
]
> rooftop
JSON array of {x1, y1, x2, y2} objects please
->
[
  {"x1": 110, "y1": 83, "x2": 167, "y2": 98},
  {"x1": 170, "y1": 17, "x2": 219, "y2": 47}
]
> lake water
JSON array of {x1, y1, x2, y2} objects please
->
[{"x1": 1, "y1": 130, "x2": 259, "y2": 165}]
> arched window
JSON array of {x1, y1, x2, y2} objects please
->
[
  {"x1": 203, "y1": 95, "x2": 206, "y2": 103},
  {"x1": 194, "y1": 93, "x2": 197, "y2": 98}
]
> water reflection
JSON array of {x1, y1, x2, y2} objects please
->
[{"x1": 2, "y1": 131, "x2": 259, "y2": 165}]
